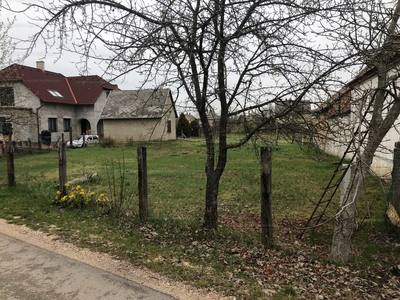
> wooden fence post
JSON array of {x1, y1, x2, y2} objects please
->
[
  {"x1": 69, "y1": 127, "x2": 73, "y2": 146},
  {"x1": 58, "y1": 134, "x2": 67, "y2": 194},
  {"x1": 260, "y1": 147, "x2": 273, "y2": 248},
  {"x1": 385, "y1": 142, "x2": 400, "y2": 235},
  {"x1": 3, "y1": 122, "x2": 15, "y2": 187},
  {"x1": 390, "y1": 142, "x2": 400, "y2": 220},
  {"x1": 5, "y1": 140, "x2": 15, "y2": 187},
  {"x1": 137, "y1": 146, "x2": 148, "y2": 220}
]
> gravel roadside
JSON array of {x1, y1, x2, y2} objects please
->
[{"x1": 0, "y1": 218, "x2": 233, "y2": 300}]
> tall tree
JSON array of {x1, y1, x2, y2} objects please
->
[
  {"x1": 190, "y1": 119, "x2": 200, "y2": 137},
  {"x1": 0, "y1": 0, "x2": 15, "y2": 68},
  {"x1": 0, "y1": 0, "x2": 23, "y2": 138},
  {"x1": 8, "y1": 0, "x2": 363, "y2": 230},
  {"x1": 328, "y1": 0, "x2": 400, "y2": 262},
  {"x1": 177, "y1": 113, "x2": 190, "y2": 138}
]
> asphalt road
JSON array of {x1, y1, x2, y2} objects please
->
[{"x1": 0, "y1": 232, "x2": 176, "y2": 300}]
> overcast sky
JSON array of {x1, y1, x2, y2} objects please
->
[
  {"x1": 1, "y1": 0, "x2": 363, "y2": 115},
  {"x1": 1, "y1": 0, "x2": 148, "y2": 91}
]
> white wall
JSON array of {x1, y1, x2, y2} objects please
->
[
  {"x1": 75, "y1": 90, "x2": 110, "y2": 136},
  {"x1": 318, "y1": 115, "x2": 353, "y2": 159},
  {"x1": 103, "y1": 116, "x2": 176, "y2": 142},
  {"x1": 319, "y1": 72, "x2": 400, "y2": 178},
  {"x1": 0, "y1": 83, "x2": 41, "y2": 143},
  {"x1": 352, "y1": 72, "x2": 398, "y2": 177},
  {"x1": 39, "y1": 103, "x2": 77, "y2": 142}
]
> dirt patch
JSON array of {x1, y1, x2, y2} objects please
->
[{"x1": 0, "y1": 219, "x2": 233, "y2": 300}]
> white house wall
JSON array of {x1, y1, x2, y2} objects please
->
[
  {"x1": 164, "y1": 96, "x2": 177, "y2": 140},
  {"x1": 0, "y1": 107, "x2": 36, "y2": 143},
  {"x1": 0, "y1": 82, "x2": 41, "y2": 143},
  {"x1": 75, "y1": 91, "x2": 110, "y2": 136},
  {"x1": 351, "y1": 72, "x2": 399, "y2": 177},
  {"x1": 322, "y1": 71, "x2": 400, "y2": 178},
  {"x1": 104, "y1": 116, "x2": 175, "y2": 142},
  {"x1": 319, "y1": 115, "x2": 353, "y2": 159},
  {"x1": 38, "y1": 103, "x2": 77, "y2": 143},
  {"x1": 3, "y1": 82, "x2": 42, "y2": 109},
  {"x1": 94, "y1": 91, "x2": 109, "y2": 117}
]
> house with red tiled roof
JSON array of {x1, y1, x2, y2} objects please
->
[{"x1": 0, "y1": 61, "x2": 118, "y2": 147}]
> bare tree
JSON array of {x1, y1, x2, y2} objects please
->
[
  {"x1": 0, "y1": 0, "x2": 15, "y2": 68},
  {"x1": 309, "y1": 0, "x2": 400, "y2": 262},
  {"x1": 6, "y1": 0, "x2": 365, "y2": 230},
  {"x1": 0, "y1": 0, "x2": 19, "y2": 140}
]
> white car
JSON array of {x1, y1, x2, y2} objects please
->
[{"x1": 66, "y1": 135, "x2": 99, "y2": 148}]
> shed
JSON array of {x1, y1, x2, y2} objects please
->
[{"x1": 100, "y1": 89, "x2": 177, "y2": 142}]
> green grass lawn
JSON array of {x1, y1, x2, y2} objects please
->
[{"x1": 0, "y1": 137, "x2": 395, "y2": 299}]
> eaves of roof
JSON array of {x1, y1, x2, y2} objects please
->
[{"x1": 315, "y1": 86, "x2": 351, "y2": 119}]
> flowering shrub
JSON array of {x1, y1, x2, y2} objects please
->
[
  {"x1": 53, "y1": 183, "x2": 110, "y2": 210},
  {"x1": 96, "y1": 193, "x2": 110, "y2": 206}
]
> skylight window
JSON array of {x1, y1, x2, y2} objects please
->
[{"x1": 47, "y1": 89, "x2": 63, "y2": 98}]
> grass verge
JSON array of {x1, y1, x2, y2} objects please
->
[{"x1": 0, "y1": 138, "x2": 398, "y2": 299}]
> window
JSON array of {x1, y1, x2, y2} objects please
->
[
  {"x1": 63, "y1": 118, "x2": 71, "y2": 132},
  {"x1": 0, "y1": 87, "x2": 14, "y2": 106},
  {"x1": 48, "y1": 118, "x2": 57, "y2": 132},
  {"x1": 167, "y1": 120, "x2": 172, "y2": 133},
  {"x1": 47, "y1": 90, "x2": 63, "y2": 98},
  {"x1": 0, "y1": 117, "x2": 5, "y2": 133}
]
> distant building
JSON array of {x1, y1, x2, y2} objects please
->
[
  {"x1": 0, "y1": 61, "x2": 117, "y2": 147},
  {"x1": 0, "y1": 62, "x2": 177, "y2": 148},
  {"x1": 100, "y1": 89, "x2": 177, "y2": 142}
]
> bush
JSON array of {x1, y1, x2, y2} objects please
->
[
  {"x1": 100, "y1": 137, "x2": 116, "y2": 148},
  {"x1": 53, "y1": 184, "x2": 111, "y2": 211}
]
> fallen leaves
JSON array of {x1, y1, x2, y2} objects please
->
[{"x1": 128, "y1": 214, "x2": 400, "y2": 299}]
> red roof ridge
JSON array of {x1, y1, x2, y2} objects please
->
[{"x1": 65, "y1": 77, "x2": 78, "y2": 104}]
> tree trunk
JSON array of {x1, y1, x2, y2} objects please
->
[
  {"x1": 204, "y1": 172, "x2": 220, "y2": 230},
  {"x1": 5, "y1": 140, "x2": 15, "y2": 187},
  {"x1": 137, "y1": 146, "x2": 148, "y2": 220},
  {"x1": 331, "y1": 162, "x2": 363, "y2": 262},
  {"x1": 330, "y1": 0, "x2": 400, "y2": 259},
  {"x1": 202, "y1": 130, "x2": 227, "y2": 230},
  {"x1": 331, "y1": 133, "x2": 379, "y2": 262},
  {"x1": 260, "y1": 147, "x2": 273, "y2": 248},
  {"x1": 58, "y1": 134, "x2": 67, "y2": 195}
]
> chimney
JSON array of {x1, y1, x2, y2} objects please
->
[{"x1": 36, "y1": 61, "x2": 45, "y2": 71}]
